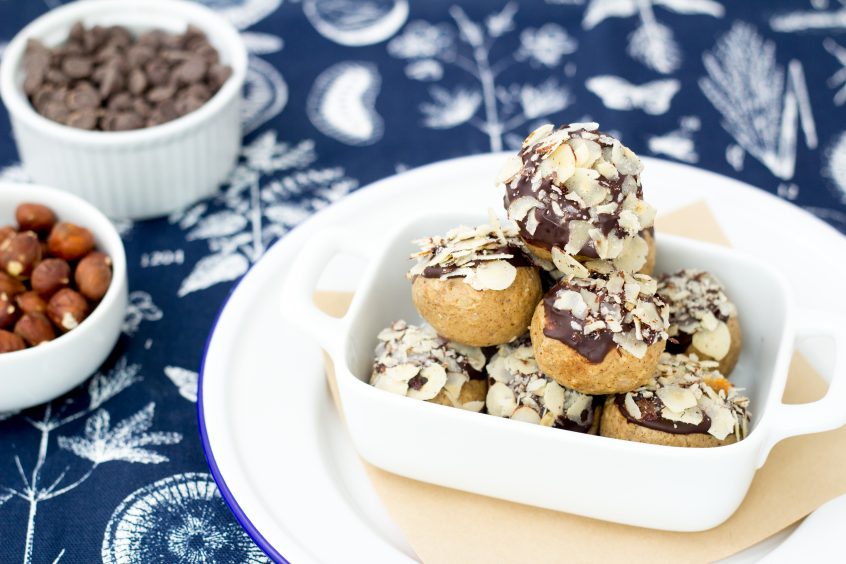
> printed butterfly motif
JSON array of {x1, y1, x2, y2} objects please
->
[{"x1": 586, "y1": 75, "x2": 680, "y2": 115}]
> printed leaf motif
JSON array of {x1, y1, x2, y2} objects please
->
[
  {"x1": 627, "y1": 21, "x2": 680, "y2": 74},
  {"x1": 654, "y1": 0, "x2": 724, "y2": 17},
  {"x1": 421, "y1": 86, "x2": 483, "y2": 128},
  {"x1": 186, "y1": 211, "x2": 249, "y2": 241},
  {"x1": 824, "y1": 39, "x2": 846, "y2": 106},
  {"x1": 58, "y1": 404, "x2": 181, "y2": 465},
  {"x1": 178, "y1": 253, "x2": 250, "y2": 298},
  {"x1": 89, "y1": 359, "x2": 143, "y2": 411},
  {"x1": 517, "y1": 79, "x2": 572, "y2": 119},
  {"x1": 387, "y1": 20, "x2": 454, "y2": 59},
  {"x1": 699, "y1": 23, "x2": 816, "y2": 180},
  {"x1": 583, "y1": 0, "x2": 638, "y2": 29},
  {"x1": 486, "y1": 2, "x2": 518, "y2": 37},
  {"x1": 0, "y1": 411, "x2": 18, "y2": 422},
  {"x1": 164, "y1": 367, "x2": 199, "y2": 403},
  {"x1": 405, "y1": 59, "x2": 443, "y2": 81}
]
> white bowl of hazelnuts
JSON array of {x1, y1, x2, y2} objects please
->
[{"x1": 0, "y1": 182, "x2": 127, "y2": 411}]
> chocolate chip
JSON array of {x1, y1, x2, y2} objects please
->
[
  {"x1": 110, "y1": 111, "x2": 144, "y2": 131},
  {"x1": 98, "y1": 63, "x2": 124, "y2": 99},
  {"x1": 127, "y1": 68, "x2": 147, "y2": 96},
  {"x1": 106, "y1": 91, "x2": 133, "y2": 111},
  {"x1": 61, "y1": 56, "x2": 92, "y2": 79},
  {"x1": 66, "y1": 109, "x2": 98, "y2": 130},
  {"x1": 126, "y1": 44, "x2": 154, "y2": 68},
  {"x1": 173, "y1": 56, "x2": 207, "y2": 85},
  {"x1": 146, "y1": 84, "x2": 175, "y2": 104},
  {"x1": 207, "y1": 64, "x2": 232, "y2": 90},
  {"x1": 144, "y1": 58, "x2": 170, "y2": 86},
  {"x1": 66, "y1": 82, "x2": 100, "y2": 110}
]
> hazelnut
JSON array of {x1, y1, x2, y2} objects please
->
[
  {"x1": 31, "y1": 258, "x2": 71, "y2": 297},
  {"x1": 14, "y1": 312, "x2": 56, "y2": 346},
  {"x1": 0, "y1": 292, "x2": 20, "y2": 329},
  {"x1": 75, "y1": 251, "x2": 112, "y2": 301},
  {"x1": 47, "y1": 288, "x2": 90, "y2": 332},
  {"x1": 0, "y1": 225, "x2": 14, "y2": 245},
  {"x1": 16, "y1": 291, "x2": 47, "y2": 314},
  {"x1": 47, "y1": 222, "x2": 95, "y2": 261},
  {"x1": 0, "y1": 272, "x2": 26, "y2": 297},
  {"x1": 0, "y1": 231, "x2": 41, "y2": 278},
  {"x1": 0, "y1": 329, "x2": 25, "y2": 353},
  {"x1": 15, "y1": 203, "x2": 56, "y2": 234}
]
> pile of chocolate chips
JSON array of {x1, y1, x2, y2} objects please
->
[{"x1": 22, "y1": 23, "x2": 233, "y2": 131}]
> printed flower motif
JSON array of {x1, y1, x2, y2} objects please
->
[
  {"x1": 420, "y1": 86, "x2": 482, "y2": 129},
  {"x1": 58, "y1": 403, "x2": 181, "y2": 465},
  {"x1": 102, "y1": 473, "x2": 268, "y2": 564},
  {"x1": 516, "y1": 24, "x2": 577, "y2": 67},
  {"x1": 388, "y1": 20, "x2": 453, "y2": 59},
  {"x1": 517, "y1": 79, "x2": 572, "y2": 119}
]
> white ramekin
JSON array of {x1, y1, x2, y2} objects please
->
[
  {"x1": 0, "y1": 0, "x2": 248, "y2": 220},
  {"x1": 281, "y1": 212, "x2": 846, "y2": 532},
  {"x1": 0, "y1": 182, "x2": 128, "y2": 411}
]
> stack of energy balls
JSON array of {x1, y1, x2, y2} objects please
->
[{"x1": 371, "y1": 123, "x2": 750, "y2": 448}]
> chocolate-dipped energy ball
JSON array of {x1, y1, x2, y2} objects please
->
[
  {"x1": 408, "y1": 218, "x2": 542, "y2": 347},
  {"x1": 486, "y1": 336, "x2": 600, "y2": 433},
  {"x1": 657, "y1": 269, "x2": 742, "y2": 375},
  {"x1": 499, "y1": 122, "x2": 656, "y2": 273},
  {"x1": 530, "y1": 269, "x2": 668, "y2": 395},
  {"x1": 371, "y1": 320, "x2": 487, "y2": 411},
  {"x1": 600, "y1": 353, "x2": 750, "y2": 447}
]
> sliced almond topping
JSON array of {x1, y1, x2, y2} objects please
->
[
  {"x1": 497, "y1": 154, "x2": 523, "y2": 184},
  {"x1": 507, "y1": 196, "x2": 543, "y2": 222},
  {"x1": 564, "y1": 220, "x2": 591, "y2": 255},
  {"x1": 692, "y1": 321, "x2": 731, "y2": 360},
  {"x1": 407, "y1": 364, "x2": 447, "y2": 400},
  {"x1": 656, "y1": 385, "x2": 698, "y2": 413},
  {"x1": 511, "y1": 405, "x2": 542, "y2": 424},
  {"x1": 551, "y1": 247, "x2": 589, "y2": 280},
  {"x1": 548, "y1": 143, "x2": 576, "y2": 183},
  {"x1": 466, "y1": 260, "x2": 517, "y2": 291},
  {"x1": 543, "y1": 381, "x2": 565, "y2": 416},
  {"x1": 486, "y1": 382, "x2": 517, "y2": 417},
  {"x1": 624, "y1": 393, "x2": 642, "y2": 419}
]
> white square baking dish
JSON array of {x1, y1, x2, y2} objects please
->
[{"x1": 280, "y1": 213, "x2": 846, "y2": 532}]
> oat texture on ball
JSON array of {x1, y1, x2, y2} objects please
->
[
  {"x1": 408, "y1": 216, "x2": 542, "y2": 346},
  {"x1": 370, "y1": 320, "x2": 487, "y2": 411},
  {"x1": 658, "y1": 269, "x2": 742, "y2": 375},
  {"x1": 600, "y1": 353, "x2": 750, "y2": 447},
  {"x1": 485, "y1": 335, "x2": 600, "y2": 433},
  {"x1": 499, "y1": 123, "x2": 656, "y2": 274}
]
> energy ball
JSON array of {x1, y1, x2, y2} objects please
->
[
  {"x1": 409, "y1": 218, "x2": 542, "y2": 347},
  {"x1": 485, "y1": 336, "x2": 600, "y2": 433},
  {"x1": 530, "y1": 269, "x2": 668, "y2": 395},
  {"x1": 499, "y1": 122, "x2": 656, "y2": 274},
  {"x1": 370, "y1": 320, "x2": 487, "y2": 411},
  {"x1": 657, "y1": 269, "x2": 742, "y2": 375},
  {"x1": 600, "y1": 353, "x2": 750, "y2": 447}
]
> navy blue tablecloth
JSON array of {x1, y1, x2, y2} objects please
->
[{"x1": 1, "y1": 1, "x2": 845, "y2": 562}]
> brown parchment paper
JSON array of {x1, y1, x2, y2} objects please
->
[{"x1": 315, "y1": 201, "x2": 846, "y2": 563}]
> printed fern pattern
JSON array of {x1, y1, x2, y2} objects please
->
[{"x1": 1, "y1": 0, "x2": 846, "y2": 562}]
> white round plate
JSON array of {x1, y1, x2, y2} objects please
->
[{"x1": 198, "y1": 154, "x2": 846, "y2": 563}]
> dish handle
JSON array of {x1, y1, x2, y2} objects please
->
[
  {"x1": 757, "y1": 308, "x2": 846, "y2": 468},
  {"x1": 279, "y1": 228, "x2": 369, "y2": 354}
]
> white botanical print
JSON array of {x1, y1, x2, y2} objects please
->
[
  {"x1": 0, "y1": 360, "x2": 181, "y2": 564},
  {"x1": 699, "y1": 23, "x2": 817, "y2": 181},
  {"x1": 387, "y1": 3, "x2": 575, "y2": 151},
  {"x1": 123, "y1": 292, "x2": 163, "y2": 336},
  {"x1": 770, "y1": 1, "x2": 846, "y2": 32},
  {"x1": 303, "y1": 0, "x2": 409, "y2": 46},
  {"x1": 585, "y1": 75, "x2": 679, "y2": 115},
  {"x1": 197, "y1": 0, "x2": 282, "y2": 30},
  {"x1": 307, "y1": 62, "x2": 384, "y2": 146},
  {"x1": 172, "y1": 130, "x2": 358, "y2": 296},
  {"x1": 102, "y1": 473, "x2": 269, "y2": 564},
  {"x1": 824, "y1": 38, "x2": 846, "y2": 106},
  {"x1": 825, "y1": 131, "x2": 846, "y2": 203},
  {"x1": 164, "y1": 367, "x2": 199, "y2": 403},
  {"x1": 582, "y1": 0, "x2": 724, "y2": 74},
  {"x1": 647, "y1": 116, "x2": 700, "y2": 163}
]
